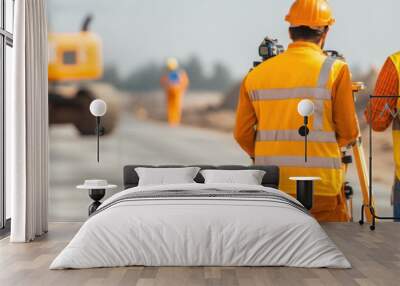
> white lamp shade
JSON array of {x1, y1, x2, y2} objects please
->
[
  {"x1": 90, "y1": 99, "x2": 107, "y2": 117},
  {"x1": 297, "y1": 99, "x2": 314, "y2": 117}
]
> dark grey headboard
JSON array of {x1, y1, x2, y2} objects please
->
[{"x1": 123, "y1": 165, "x2": 280, "y2": 189}]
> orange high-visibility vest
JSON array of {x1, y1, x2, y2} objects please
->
[
  {"x1": 243, "y1": 43, "x2": 349, "y2": 202},
  {"x1": 390, "y1": 52, "x2": 400, "y2": 180},
  {"x1": 160, "y1": 70, "x2": 189, "y2": 125}
]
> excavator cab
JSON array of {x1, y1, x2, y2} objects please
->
[
  {"x1": 49, "y1": 15, "x2": 102, "y2": 81},
  {"x1": 48, "y1": 32, "x2": 102, "y2": 81}
]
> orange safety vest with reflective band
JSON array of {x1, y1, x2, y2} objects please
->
[
  {"x1": 246, "y1": 49, "x2": 344, "y2": 200},
  {"x1": 390, "y1": 52, "x2": 400, "y2": 180}
]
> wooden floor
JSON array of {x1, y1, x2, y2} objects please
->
[{"x1": 0, "y1": 223, "x2": 399, "y2": 286}]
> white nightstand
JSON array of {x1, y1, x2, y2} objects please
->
[{"x1": 77, "y1": 180, "x2": 117, "y2": 215}]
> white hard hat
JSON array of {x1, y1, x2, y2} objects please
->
[{"x1": 166, "y1": 57, "x2": 179, "y2": 70}]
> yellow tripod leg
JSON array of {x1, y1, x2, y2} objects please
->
[
  {"x1": 352, "y1": 142, "x2": 373, "y2": 223},
  {"x1": 341, "y1": 157, "x2": 352, "y2": 221}
]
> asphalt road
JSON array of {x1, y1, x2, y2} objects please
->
[
  {"x1": 49, "y1": 114, "x2": 393, "y2": 223},
  {"x1": 49, "y1": 115, "x2": 250, "y2": 221}
]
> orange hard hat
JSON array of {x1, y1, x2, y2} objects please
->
[{"x1": 285, "y1": 0, "x2": 335, "y2": 28}]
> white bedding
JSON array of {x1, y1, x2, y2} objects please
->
[{"x1": 50, "y1": 183, "x2": 351, "y2": 269}]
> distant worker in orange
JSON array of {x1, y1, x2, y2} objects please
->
[
  {"x1": 365, "y1": 52, "x2": 400, "y2": 221},
  {"x1": 234, "y1": 0, "x2": 359, "y2": 221},
  {"x1": 160, "y1": 58, "x2": 189, "y2": 126}
]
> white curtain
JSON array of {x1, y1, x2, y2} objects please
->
[{"x1": 7, "y1": 0, "x2": 49, "y2": 242}]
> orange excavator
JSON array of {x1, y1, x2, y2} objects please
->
[{"x1": 48, "y1": 15, "x2": 118, "y2": 135}]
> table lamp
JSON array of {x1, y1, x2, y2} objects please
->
[
  {"x1": 297, "y1": 99, "x2": 314, "y2": 162},
  {"x1": 289, "y1": 99, "x2": 319, "y2": 210},
  {"x1": 89, "y1": 99, "x2": 107, "y2": 162}
]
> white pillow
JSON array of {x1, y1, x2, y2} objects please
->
[
  {"x1": 200, "y1": 169, "x2": 266, "y2": 185},
  {"x1": 135, "y1": 167, "x2": 200, "y2": 186}
]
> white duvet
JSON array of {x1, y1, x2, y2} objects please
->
[{"x1": 50, "y1": 183, "x2": 351, "y2": 269}]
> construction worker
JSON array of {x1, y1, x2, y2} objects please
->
[
  {"x1": 234, "y1": 0, "x2": 359, "y2": 221},
  {"x1": 365, "y1": 52, "x2": 400, "y2": 221},
  {"x1": 160, "y1": 58, "x2": 189, "y2": 126}
]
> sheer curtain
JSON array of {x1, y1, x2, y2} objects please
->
[{"x1": 7, "y1": 0, "x2": 49, "y2": 242}]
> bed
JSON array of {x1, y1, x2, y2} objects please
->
[{"x1": 50, "y1": 165, "x2": 350, "y2": 269}]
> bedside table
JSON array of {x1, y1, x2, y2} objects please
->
[
  {"x1": 289, "y1": 177, "x2": 321, "y2": 210},
  {"x1": 77, "y1": 180, "x2": 117, "y2": 215}
]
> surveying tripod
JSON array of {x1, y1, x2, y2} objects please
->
[
  {"x1": 341, "y1": 138, "x2": 372, "y2": 223},
  {"x1": 357, "y1": 94, "x2": 400, "y2": 230},
  {"x1": 341, "y1": 82, "x2": 373, "y2": 224}
]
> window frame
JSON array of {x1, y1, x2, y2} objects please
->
[{"x1": 0, "y1": 0, "x2": 14, "y2": 233}]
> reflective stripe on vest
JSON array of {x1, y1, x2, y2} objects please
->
[
  {"x1": 255, "y1": 156, "x2": 342, "y2": 169},
  {"x1": 314, "y1": 57, "x2": 335, "y2": 130},
  {"x1": 250, "y1": 57, "x2": 336, "y2": 131},
  {"x1": 317, "y1": 57, "x2": 336, "y2": 87},
  {"x1": 249, "y1": 88, "x2": 330, "y2": 101},
  {"x1": 256, "y1": 130, "x2": 336, "y2": 143}
]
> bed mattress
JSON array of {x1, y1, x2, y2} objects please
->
[{"x1": 50, "y1": 183, "x2": 351, "y2": 269}]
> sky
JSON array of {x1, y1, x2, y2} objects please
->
[{"x1": 48, "y1": 0, "x2": 400, "y2": 79}]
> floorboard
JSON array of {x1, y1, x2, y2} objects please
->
[{"x1": 0, "y1": 222, "x2": 399, "y2": 286}]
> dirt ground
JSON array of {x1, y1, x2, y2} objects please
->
[{"x1": 131, "y1": 91, "x2": 236, "y2": 131}]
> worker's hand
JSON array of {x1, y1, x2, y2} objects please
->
[{"x1": 346, "y1": 138, "x2": 360, "y2": 148}]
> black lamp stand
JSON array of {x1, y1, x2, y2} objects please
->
[
  {"x1": 95, "y1": 116, "x2": 105, "y2": 163},
  {"x1": 298, "y1": 116, "x2": 310, "y2": 163}
]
